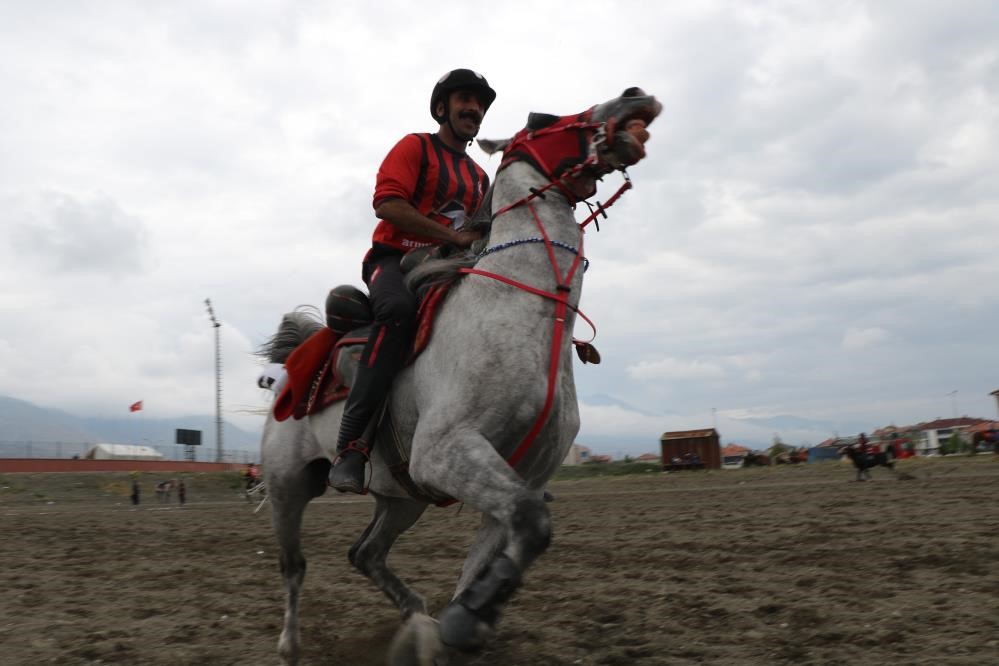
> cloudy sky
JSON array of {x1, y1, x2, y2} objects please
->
[{"x1": 2, "y1": 1, "x2": 997, "y2": 453}]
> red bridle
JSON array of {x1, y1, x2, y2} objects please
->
[{"x1": 459, "y1": 113, "x2": 635, "y2": 466}]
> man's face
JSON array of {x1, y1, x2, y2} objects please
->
[{"x1": 442, "y1": 88, "x2": 486, "y2": 137}]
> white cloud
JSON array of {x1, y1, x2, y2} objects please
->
[
  {"x1": 627, "y1": 357, "x2": 726, "y2": 381},
  {"x1": 842, "y1": 326, "x2": 890, "y2": 350},
  {"x1": 2, "y1": 0, "x2": 999, "y2": 443}
]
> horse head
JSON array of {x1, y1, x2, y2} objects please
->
[
  {"x1": 590, "y1": 86, "x2": 662, "y2": 168},
  {"x1": 478, "y1": 87, "x2": 662, "y2": 202}
]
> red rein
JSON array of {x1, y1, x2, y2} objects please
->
[{"x1": 460, "y1": 115, "x2": 633, "y2": 467}]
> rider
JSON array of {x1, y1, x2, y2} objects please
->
[
  {"x1": 328, "y1": 68, "x2": 496, "y2": 494},
  {"x1": 245, "y1": 462, "x2": 260, "y2": 490},
  {"x1": 857, "y1": 433, "x2": 874, "y2": 457}
]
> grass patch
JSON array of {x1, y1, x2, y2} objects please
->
[{"x1": 553, "y1": 461, "x2": 662, "y2": 480}]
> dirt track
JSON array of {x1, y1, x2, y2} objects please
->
[{"x1": 2, "y1": 457, "x2": 998, "y2": 665}]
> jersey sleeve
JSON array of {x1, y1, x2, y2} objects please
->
[{"x1": 373, "y1": 134, "x2": 423, "y2": 210}]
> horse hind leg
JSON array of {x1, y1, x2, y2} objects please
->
[
  {"x1": 352, "y1": 496, "x2": 446, "y2": 666},
  {"x1": 270, "y1": 459, "x2": 329, "y2": 665},
  {"x1": 350, "y1": 495, "x2": 429, "y2": 618},
  {"x1": 271, "y1": 498, "x2": 307, "y2": 664}
]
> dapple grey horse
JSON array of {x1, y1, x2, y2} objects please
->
[{"x1": 259, "y1": 88, "x2": 661, "y2": 665}]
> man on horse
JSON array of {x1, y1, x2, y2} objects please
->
[
  {"x1": 245, "y1": 462, "x2": 260, "y2": 490},
  {"x1": 329, "y1": 68, "x2": 497, "y2": 493}
]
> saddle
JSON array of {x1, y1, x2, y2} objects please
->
[{"x1": 272, "y1": 278, "x2": 452, "y2": 423}]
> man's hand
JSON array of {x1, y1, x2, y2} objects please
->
[
  {"x1": 451, "y1": 229, "x2": 482, "y2": 248},
  {"x1": 376, "y1": 198, "x2": 482, "y2": 247}
]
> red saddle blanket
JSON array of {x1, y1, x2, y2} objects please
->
[{"x1": 272, "y1": 282, "x2": 451, "y2": 422}]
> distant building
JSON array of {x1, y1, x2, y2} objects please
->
[
  {"x1": 86, "y1": 443, "x2": 165, "y2": 461},
  {"x1": 871, "y1": 425, "x2": 918, "y2": 458},
  {"x1": 907, "y1": 417, "x2": 990, "y2": 456},
  {"x1": 659, "y1": 428, "x2": 721, "y2": 470},
  {"x1": 635, "y1": 453, "x2": 661, "y2": 463},
  {"x1": 562, "y1": 443, "x2": 592, "y2": 466},
  {"x1": 809, "y1": 437, "x2": 849, "y2": 463},
  {"x1": 721, "y1": 444, "x2": 750, "y2": 468}
]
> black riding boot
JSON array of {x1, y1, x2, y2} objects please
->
[
  {"x1": 329, "y1": 361, "x2": 388, "y2": 493},
  {"x1": 329, "y1": 320, "x2": 407, "y2": 493}
]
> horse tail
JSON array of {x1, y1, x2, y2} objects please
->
[{"x1": 257, "y1": 307, "x2": 325, "y2": 364}]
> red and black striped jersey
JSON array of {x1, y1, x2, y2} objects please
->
[{"x1": 371, "y1": 133, "x2": 490, "y2": 251}]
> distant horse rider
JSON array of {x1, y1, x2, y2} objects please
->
[
  {"x1": 328, "y1": 68, "x2": 496, "y2": 494},
  {"x1": 245, "y1": 462, "x2": 261, "y2": 490},
  {"x1": 857, "y1": 432, "x2": 878, "y2": 460}
]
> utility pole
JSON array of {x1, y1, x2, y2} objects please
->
[
  {"x1": 205, "y1": 298, "x2": 224, "y2": 463},
  {"x1": 948, "y1": 390, "x2": 958, "y2": 419}
]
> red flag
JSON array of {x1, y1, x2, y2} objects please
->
[{"x1": 129, "y1": 400, "x2": 143, "y2": 412}]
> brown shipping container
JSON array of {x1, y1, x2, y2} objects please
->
[{"x1": 659, "y1": 428, "x2": 722, "y2": 470}]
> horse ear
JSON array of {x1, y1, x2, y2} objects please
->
[{"x1": 476, "y1": 137, "x2": 511, "y2": 155}]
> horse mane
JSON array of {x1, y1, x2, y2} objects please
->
[
  {"x1": 405, "y1": 185, "x2": 495, "y2": 296},
  {"x1": 257, "y1": 306, "x2": 325, "y2": 364}
]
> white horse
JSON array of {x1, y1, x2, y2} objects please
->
[{"x1": 259, "y1": 87, "x2": 661, "y2": 665}]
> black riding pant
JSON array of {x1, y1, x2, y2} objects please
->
[{"x1": 336, "y1": 250, "x2": 417, "y2": 451}]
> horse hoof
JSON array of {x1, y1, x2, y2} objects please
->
[
  {"x1": 278, "y1": 631, "x2": 300, "y2": 666},
  {"x1": 437, "y1": 602, "x2": 494, "y2": 652},
  {"x1": 388, "y1": 613, "x2": 447, "y2": 666}
]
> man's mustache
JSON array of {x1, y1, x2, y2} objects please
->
[{"x1": 458, "y1": 110, "x2": 482, "y2": 124}]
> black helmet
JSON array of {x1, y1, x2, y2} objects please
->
[{"x1": 430, "y1": 68, "x2": 496, "y2": 123}]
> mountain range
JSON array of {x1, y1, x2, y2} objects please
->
[
  {"x1": 0, "y1": 393, "x2": 883, "y2": 460},
  {"x1": 0, "y1": 395, "x2": 263, "y2": 459}
]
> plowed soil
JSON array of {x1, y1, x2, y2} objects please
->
[{"x1": 2, "y1": 456, "x2": 997, "y2": 665}]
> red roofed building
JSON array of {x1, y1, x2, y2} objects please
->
[
  {"x1": 721, "y1": 444, "x2": 750, "y2": 468},
  {"x1": 911, "y1": 417, "x2": 989, "y2": 456}
]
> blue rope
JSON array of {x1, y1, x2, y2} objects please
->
[{"x1": 477, "y1": 238, "x2": 590, "y2": 272}]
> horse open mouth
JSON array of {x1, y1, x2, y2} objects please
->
[
  {"x1": 595, "y1": 91, "x2": 663, "y2": 165},
  {"x1": 623, "y1": 104, "x2": 661, "y2": 127}
]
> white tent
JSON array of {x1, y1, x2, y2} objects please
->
[{"x1": 85, "y1": 443, "x2": 165, "y2": 461}]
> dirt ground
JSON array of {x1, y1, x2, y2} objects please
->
[{"x1": 1, "y1": 456, "x2": 997, "y2": 665}]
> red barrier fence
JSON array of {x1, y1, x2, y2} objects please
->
[{"x1": 0, "y1": 458, "x2": 246, "y2": 474}]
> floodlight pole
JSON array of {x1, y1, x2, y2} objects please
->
[{"x1": 205, "y1": 298, "x2": 224, "y2": 463}]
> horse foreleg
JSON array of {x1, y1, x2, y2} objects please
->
[
  {"x1": 454, "y1": 512, "x2": 506, "y2": 595},
  {"x1": 411, "y1": 437, "x2": 551, "y2": 652},
  {"x1": 350, "y1": 495, "x2": 429, "y2": 618},
  {"x1": 439, "y1": 493, "x2": 550, "y2": 651}
]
